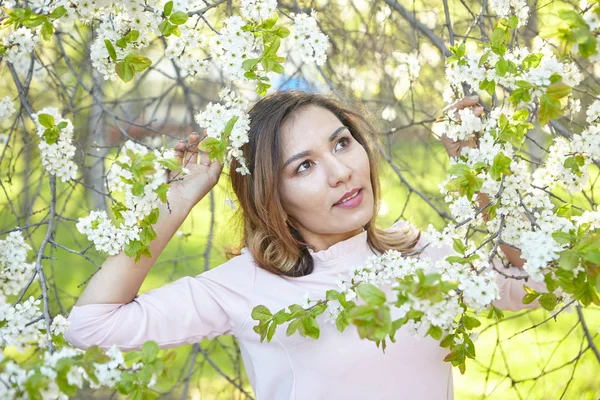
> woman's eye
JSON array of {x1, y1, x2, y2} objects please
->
[
  {"x1": 297, "y1": 160, "x2": 312, "y2": 173},
  {"x1": 335, "y1": 137, "x2": 350, "y2": 152}
]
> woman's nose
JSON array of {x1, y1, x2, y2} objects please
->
[{"x1": 326, "y1": 156, "x2": 352, "y2": 186}]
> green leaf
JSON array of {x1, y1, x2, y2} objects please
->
[
  {"x1": 559, "y1": 9, "x2": 587, "y2": 28},
  {"x1": 556, "y1": 203, "x2": 573, "y2": 217},
  {"x1": 427, "y1": 325, "x2": 443, "y2": 340},
  {"x1": 163, "y1": 1, "x2": 173, "y2": 16},
  {"x1": 222, "y1": 116, "x2": 240, "y2": 139},
  {"x1": 56, "y1": 373, "x2": 77, "y2": 397},
  {"x1": 126, "y1": 30, "x2": 140, "y2": 42},
  {"x1": 266, "y1": 321, "x2": 277, "y2": 341},
  {"x1": 513, "y1": 109, "x2": 529, "y2": 121},
  {"x1": 155, "y1": 182, "x2": 169, "y2": 203},
  {"x1": 158, "y1": 20, "x2": 174, "y2": 36},
  {"x1": 463, "y1": 315, "x2": 481, "y2": 329},
  {"x1": 479, "y1": 79, "x2": 496, "y2": 96},
  {"x1": 538, "y1": 93, "x2": 563, "y2": 125},
  {"x1": 544, "y1": 272, "x2": 560, "y2": 292},
  {"x1": 440, "y1": 334, "x2": 455, "y2": 348},
  {"x1": 158, "y1": 157, "x2": 180, "y2": 172},
  {"x1": 564, "y1": 155, "x2": 585, "y2": 176},
  {"x1": 487, "y1": 304, "x2": 504, "y2": 320},
  {"x1": 495, "y1": 58, "x2": 508, "y2": 77},
  {"x1": 523, "y1": 292, "x2": 540, "y2": 304},
  {"x1": 522, "y1": 53, "x2": 543, "y2": 70},
  {"x1": 336, "y1": 311, "x2": 349, "y2": 332},
  {"x1": 116, "y1": 37, "x2": 128, "y2": 49},
  {"x1": 242, "y1": 58, "x2": 261, "y2": 72},
  {"x1": 356, "y1": 283, "x2": 387, "y2": 306},
  {"x1": 125, "y1": 54, "x2": 152, "y2": 72},
  {"x1": 251, "y1": 305, "x2": 272, "y2": 321},
  {"x1": 132, "y1": 182, "x2": 144, "y2": 196},
  {"x1": 539, "y1": 293, "x2": 558, "y2": 311},
  {"x1": 169, "y1": 11, "x2": 188, "y2": 25},
  {"x1": 452, "y1": 238, "x2": 466, "y2": 255},
  {"x1": 490, "y1": 152, "x2": 512, "y2": 181},
  {"x1": 273, "y1": 309, "x2": 291, "y2": 324},
  {"x1": 552, "y1": 231, "x2": 572, "y2": 245},
  {"x1": 37, "y1": 113, "x2": 55, "y2": 129},
  {"x1": 583, "y1": 249, "x2": 600, "y2": 265},
  {"x1": 50, "y1": 6, "x2": 67, "y2": 19},
  {"x1": 143, "y1": 208, "x2": 159, "y2": 225},
  {"x1": 140, "y1": 226, "x2": 157, "y2": 245},
  {"x1": 57, "y1": 121, "x2": 68, "y2": 129},
  {"x1": 546, "y1": 81, "x2": 572, "y2": 99},
  {"x1": 579, "y1": 35, "x2": 597, "y2": 57},
  {"x1": 275, "y1": 26, "x2": 290, "y2": 38},
  {"x1": 115, "y1": 60, "x2": 135, "y2": 82},
  {"x1": 310, "y1": 303, "x2": 327, "y2": 317},
  {"x1": 286, "y1": 319, "x2": 301, "y2": 336},
  {"x1": 105, "y1": 39, "x2": 117, "y2": 61},
  {"x1": 141, "y1": 340, "x2": 159, "y2": 363},
  {"x1": 117, "y1": 372, "x2": 136, "y2": 394},
  {"x1": 303, "y1": 316, "x2": 320, "y2": 339},
  {"x1": 326, "y1": 289, "x2": 341, "y2": 301},
  {"x1": 272, "y1": 63, "x2": 285, "y2": 74},
  {"x1": 41, "y1": 21, "x2": 54, "y2": 41}
]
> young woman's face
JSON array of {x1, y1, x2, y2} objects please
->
[{"x1": 278, "y1": 105, "x2": 374, "y2": 251}]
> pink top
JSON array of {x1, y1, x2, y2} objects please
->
[{"x1": 65, "y1": 222, "x2": 543, "y2": 399}]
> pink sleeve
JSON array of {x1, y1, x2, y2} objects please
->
[
  {"x1": 64, "y1": 275, "x2": 233, "y2": 351},
  {"x1": 420, "y1": 240, "x2": 547, "y2": 312},
  {"x1": 488, "y1": 259, "x2": 547, "y2": 311}
]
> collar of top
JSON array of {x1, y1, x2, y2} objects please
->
[{"x1": 308, "y1": 230, "x2": 370, "y2": 267}]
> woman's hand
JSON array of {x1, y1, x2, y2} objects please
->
[
  {"x1": 167, "y1": 131, "x2": 223, "y2": 212},
  {"x1": 440, "y1": 95, "x2": 485, "y2": 157}
]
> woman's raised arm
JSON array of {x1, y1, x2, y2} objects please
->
[{"x1": 65, "y1": 132, "x2": 226, "y2": 350}]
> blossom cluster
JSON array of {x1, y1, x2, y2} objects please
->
[
  {"x1": 1, "y1": 26, "x2": 39, "y2": 66},
  {"x1": 441, "y1": 107, "x2": 483, "y2": 142},
  {"x1": 240, "y1": 0, "x2": 278, "y2": 22},
  {"x1": 77, "y1": 140, "x2": 178, "y2": 256},
  {"x1": 438, "y1": 106, "x2": 587, "y2": 281},
  {"x1": 0, "y1": 96, "x2": 16, "y2": 121},
  {"x1": 445, "y1": 46, "x2": 582, "y2": 104},
  {"x1": 0, "y1": 231, "x2": 35, "y2": 296},
  {"x1": 76, "y1": 209, "x2": 140, "y2": 255},
  {"x1": 489, "y1": 0, "x2": 530, "y2": 27},
  {"x1": 195, "y1": 87, "x2": 252, "y2": 174},
  {"x1": 31, "y1": 107, "x2": 78, "y2": 182},
  {"x1": 385, "y1": 51, "x2": 421, "y2": 83},
  {"x1": 209, "y1": 16, "x2": 260, "y2": 81},
  {"x1": 290, "y1": 10, "x2": 329, "y2": 66},
  {"x1": 165, "y1": 26, "x2": 209, "y2": 78},
  {"x1": 324, "y1": 246, "x2": 500, "y2": 333}
]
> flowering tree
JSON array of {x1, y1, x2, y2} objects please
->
[{"x1": 0, "y1": 0, "x2": 599, "y2": 398}]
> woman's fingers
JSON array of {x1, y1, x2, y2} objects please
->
[
  {"x1": 184, "y1": 132, "x2": 200, "y2": 165},
  {"x1": 174, "y1": 140, "x2": 186, "y2": 165},
  {"x1": 442, "y1": 95, "x2": 480, "y2": 114}
]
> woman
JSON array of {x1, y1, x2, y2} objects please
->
[{"x1": 65, "y1": 90, "x2": 542, "y2": 399}]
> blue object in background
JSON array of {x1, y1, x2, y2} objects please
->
[{"x1": 277, "y1": 74, "x2": 312, "y2": 91}]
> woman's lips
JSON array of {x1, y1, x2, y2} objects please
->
[{"x1": 333, "y1": 188, "x2": 363, "y2": 209}]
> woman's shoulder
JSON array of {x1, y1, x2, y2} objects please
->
[{"x1": 195, "y1": 248, "x2": 258, "y2": 288}]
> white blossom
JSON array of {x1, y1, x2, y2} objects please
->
[
  {"x1": 290, "y1": 10, "x2": 329, "y2": 66},
  {"x1": 0, "y1": 96, "x2": 16, "y2": 121},
  {"x1": 32, "y1": 107, "x2": 78, "y2": 182},
  {"x1": 2, "y1": 27, "x2": 39, "y2": 66},
  {"x1": 240, "y1": 0, "x2": 277, "y2": 21}
]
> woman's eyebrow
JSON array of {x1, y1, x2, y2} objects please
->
[{"x1": 282, "y1": 126, "x2": 349, "y2": 170}]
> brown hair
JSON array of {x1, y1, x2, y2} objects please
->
[{"x1": 229, "y1": 90, "x2": 420, "y2": 277}]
